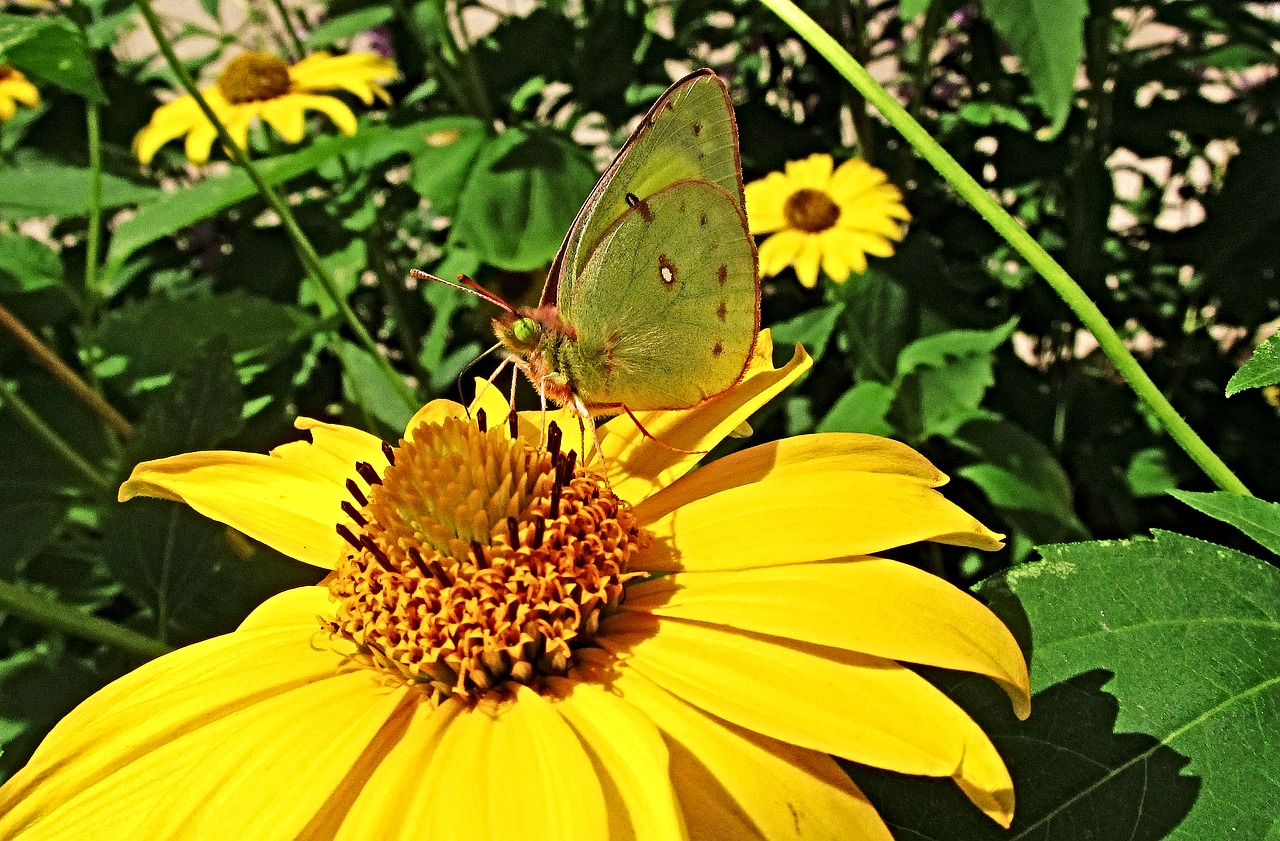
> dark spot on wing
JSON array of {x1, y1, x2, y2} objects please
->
[
  {"x1": 712, "y1": 341, "x2": 723, "y2": 357},
  {"x1": 627, "y1": 192, "x2": 654, "y2": 222},
  {"x1": 692, "y1": 120, "x2": 703, "y2": 137},
  {"x1": 716, "y1": 301, "x2": 727, "y2": 321},
  {"x1": 664, "y1": 100, "x2": 675, "y2": 113},
  {"x1": 716, "y1": 265, "x2": 727, "y2": 285},
  {"x1": 625, "y1": 192, "x2": 638, "y2": 206},
  {"x1": 659, "y1": 255, "x2": 677, "y2": 287},
  {"x1": 700, "y1": 213, "x2": 708, "y2": 226}
]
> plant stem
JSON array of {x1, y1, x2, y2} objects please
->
[
  {"x1": 760, "y1": 0, "x2": 1251, "y2": 496},
  {"x1": 132, "y1": 0, "x2": 419, "y2": 413},
  {"x1": 0, "y1": 302, "x2": 132, "y2": 439},
  {"x1": 268, "y1": 0, "x2": 306, "y2": 61},
  {"x1": 0, "y1": 578, "x2": 173, "y2": 661},
  {"x1": 1, "y1": 379, "x2": 112, "y2": 491}
]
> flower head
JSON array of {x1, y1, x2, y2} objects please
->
[
  {"x1": 135, "y1": 50, "x2": 396, "y2": 166},
  {"x1": 0, "y1": 332, "x2": 1028, "y2": 839},
  {"x1": 0, "y1": 64, "x2": 40, "y2": 122},
  {"x1": 746, "y1": 153, "x2": 910, "y2": 288}
]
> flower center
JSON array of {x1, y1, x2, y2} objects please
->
[
  {"x1": 784, "y1": 187, "x2": 841, "y2": 233},
  {"x1": 326, "y1": 415, "x2": 646, "y2": 705},
  {"x1": 216, "y1": 52, "x2": 292, "y2": 104},
  {"x1": 0, "y1": 65, "x2": 13, "y2": 81}
]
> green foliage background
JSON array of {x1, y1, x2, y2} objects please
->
[{"x1": 1, "y1": 0, "x2": 1277, "y2": 834}]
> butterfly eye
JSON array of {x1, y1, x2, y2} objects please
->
[{"x1": 511, "y1": 317, "x2": 543, "y2": 348}]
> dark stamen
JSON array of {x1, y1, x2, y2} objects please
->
[
  {"x1": 360, "y1": 534, "x2": 393, "y2": 572},
  {"x1": 532, "y1": 515, "x2": 545, "y2": 549},
  {"x1": 476, "y1": 408, "x2": 487, "y2": 432},
  {"x1": 549, "y1": 473, "x2": 563, "y2": 520},
  {"x1": 507, "y1": 409, "x2": 518, "y2": 439},
  {"x1": 428, "y1": 559, "x2": 452, "y2": 587},
  {"x1": 507, "y1": 515, "x2": 520, "y2": 548},
  {"x1": 336, "y1": 523, "x2": 363, "y2": 551},
  {"x1": 562, "y1": 449, "x2": 578, "y2": 482},
  {"x1": 471, "y1": 540, "x2": 488, "y2": 569},
  {"x1": 381, "y1": 441, "x2": 396, "y2": 465},
  {"x1": 345, "y1": 478, "x2": 368, "y2": 507},
  {"x1": 355, "y1": 461, "x2": 382, "y2": 486},
  {"x1": 547, "y1": 422, "x2": 562, "y2": 461},
  {"x1": 407, "y1": 546, "x2": 431, "y2": 578},
  {"x1": 341, "y1": 501, "x2": 367, "y2": 526}
]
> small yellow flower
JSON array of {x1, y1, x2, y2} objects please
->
[
  {"x1": 746, "y1": 153, "x2": 910, "y2": 288},
  {"x1": 135, "y1": 50, "x2": 396, "y2": 166},
  {"x1": 0, "y1": 64, "x2": 40, "y2": 122},
  {"x1": 0, "y1": 332, "x2": 1028, "y2": 840}
]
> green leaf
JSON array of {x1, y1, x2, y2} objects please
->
[
  {"x1": 769, "y1": 300, "x2": 844, "y2": 366},
  {"x1": 1169, "y1": 489, "x2": 1280, "y2": 556},
  {"x1": 92, "y1": 289, "x2": 319, "y2": 396},
  {"x1": 900, "y1": 0, "x2": 932, "y2": 19},
  {"x1": 449, "y1": 126, "x2": 597, "y2": 272},
  {"x1": 305, "y1": 7, "x2": 395, "y2": 49},
  {"x1": 338, "y1": 340, "x2": 415, "y2": 436},
  {"x1": 105, "y1": 121, "x2": 430, "y2": 275},
  {"x1": 407, "y1": 116, "x2": 490, "y2": 218},
  {"x1": 895, "y1": 318, "x2": 1017, "y2": 439},
  {"x1": 895, "y1": 317, "x2": 1018, "y2": 378},
  {"x1": 978, "y1": 0, "x2": 1087, "y2": 134},
  {"x1": 817, "y1": 381, "x2": 895, "y2": 436},
  {"x1": 1125, "y1": 446, "x2": 1182, "y2": 498},
  {"x1": 0, "y1": 13, "x2": 104, "y2": 102},
  {"x1": 0, "y1": 232, "x2": 63, "y2": 295},
  {"x1": 0, "y1": 155, "x2": 160, "y2": 221},
  {"x1": 1226, "y1": 333, "x2": 1280, "y2": 396},
  {"x1": 852, "y1": 531, "x2": 1280, "y2": 837}
]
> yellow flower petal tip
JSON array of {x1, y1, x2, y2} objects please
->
[
  {"x1": 746, "y1": 152, "x2": 909, "y2": 286},
  {"x1": 0, "y1": 64, "x2": 41, "y2": 121},
  {"x1": 14, "y1": 371, "x2": 1025, "y2": 837},
  {"x1": 134, "y1": 50, "x2": 397, "y2": 165}
]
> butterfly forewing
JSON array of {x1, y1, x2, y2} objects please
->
[
  {"x1": 557, "y1": 179, "x2": 758, "y2": 412},
  {"x1": 545, "y1": 69, "x2": 744, "y2": 307}
]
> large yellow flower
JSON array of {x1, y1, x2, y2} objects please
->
[
  {"x1": 135, "y1": 51, "x2": 396, "y2": 166},
  {"x1": 0, "y1": 332, "x2": 1028, "y2": 840},
  {"x1": 746, "y1": 153, "x2": 910, "y2": 288},
  {"x1": 0, "y1": 64, "x2": 40, "y2": 121}
]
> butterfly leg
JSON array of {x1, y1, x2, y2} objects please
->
[
  {"x1": 571, "y1": 394, "x2": 611, "y2": 489},
  {"x1": 620, "y1": 404, "x2": 709, "y2": 455}
]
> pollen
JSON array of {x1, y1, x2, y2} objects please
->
[
  {"x1": 783, "y1": 187, "x2": 842, "y2": 233},
  {"x1": 216, "y1": 52, "x2": 292, "y2": 104},
  {"x1": 326, "y1": 415, "x2": 646, "y2": 704}
]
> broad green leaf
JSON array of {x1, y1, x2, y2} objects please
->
[
  {"x1": 1226, "y1": 333, "x2": 1280, "y2": 396},
  {"x1": 900, "y1": 0, "x2": 932, "y2": 19},
  {"x1": 979, "y1": 0, "x2": 1086, "y2": 134},
  {"x1": 0, "y1": 232, "x2": 63, "y2": 295},
  {"x1": 92, "y1": 289, "x2": 319, "y2": 396},
  {"x1": 0, "y1": 13, "x2": 104, "y2": 102},
  {"x1": 105, "y1": 121, "x2": 431, "y2": 275},
  {"x1": 769, "y1": 299, "x2": 844, "y2": 366},
  {"x1": 817, "y1": 381, "x2": 895, "y2": 436},
  {"x1": 305, "y1": 7, "x2": 395, "y2": 49},
  {"x1": 895, "y1": 317, "x2": 1018, "y2": 378},
  {"x1": 0, "y1": 489, "x2": 72, "y2": 576},
  {"x1": 895, "y1": 318, "x2": 1017, "y2": 439},
  {"x1": 338, "y1": 340, "x2": 415, "y2": 436},
  {"x1": 850, "y1": 530, "x2": 1280, "y2": 838},
  {"x1": 839, "y1": 267, "x2": 911, "y2": 382},
  {"x1": 1126, "y1": 446, "x2": 1182, "y2": 498},
  {"x1": 407, "y1": 116, "x2": 490, "y2": 218},
  {"x1": 448, "y1": 125, "x2": 597, "y2": 272},
  {"x1": 1170, "y1": 489, "x2": 1280, "y2": 556},
  {"x1": 0, "y1": 155, "x2": 159, "y2": 221}
]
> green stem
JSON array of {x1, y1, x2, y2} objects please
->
[
  {"x1": 268, "y1": 0, "x2": 306, "y2": 61},
  {"x1": 132, "y1": 0, "x2": 419, "y2": 413},
  {"x1": 0, "y1": 578, "x2": 173, "y2": 661},
  {"x1": 760, "y1": 0, "x2": 1250, "y2": 497},
  {"x1": 1, "y1": 379, "x2": 112, "y2": 491}
]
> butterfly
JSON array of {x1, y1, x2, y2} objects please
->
[{"x1": 414, "y1": 69, "x2": 759, "y2": 449}]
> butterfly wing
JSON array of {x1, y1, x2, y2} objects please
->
[
  {"x1": 556, "y1": 179, "x2": 758, "y2": 412},
  {"x1": 542, "y1": 69, "x2": 744, "y2": 307}
]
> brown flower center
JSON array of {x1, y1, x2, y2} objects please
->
[
  {"x1": 0, "y1": 65, "x2": 14, "y2": 82},
  {"x1": 326, "y1": 415, "x2": 646, "y2": 705},
  {"x1": 216, "y1": 52, "x2": 292, "y2": 104},
  {"x1": 784, "y1": 187, "x2": 841, "y2": 233}
]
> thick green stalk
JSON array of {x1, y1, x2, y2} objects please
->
[
  {"x1": 0, "y1": 578, "x2": 173, "y2": 661},
  {"x1": 132, "y1": 0, "x2": 419, "y2": 413},
  {"x1": 759, "y1": 0, "x2": 1250, "y2": 496},
  {"x1": 1, "y1": 379, "x2": 112, "y2": 491}
]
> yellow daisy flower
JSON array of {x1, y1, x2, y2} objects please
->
[
  {"x1": 746, "y1": 153, "x2": 911, "y2": 288},
  {"x1": 0, "y1": 64, "x2": 40, "y2": 122},
  {"x1": 0, "y1": 331, "x2": 1029, "y2": 840},
  {"x1": 135, "y1": 50, "x2": 396, "y2": 166}
]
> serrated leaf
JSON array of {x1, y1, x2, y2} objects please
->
[
  {"x1": 979, "y1": 0, "x2": 1086, "y2": 134},
  {"x1": 448, "y1": 126, "x2": 597, "y2": 272},
  {"x1": 0, "y1": 232, "x2": 63, "y2": 295},
  {"x1": 1125, "y1": 446, "x2": 1182, "y2": 497},
  {"x1": 1170, "y1": 489, "x2": 1280, "y2": 556},
  {"x1": 1226, "y1": 333, "x2": 1280, "y2": 396},
  {"x1": 853, "y1": 531, "x2": 1280, "y2": 837},
  {"x1": 817, "y1": 381, "x2": 895, "y2": 436},
  {"x1": 0, "y1": 13, "x2": 104, "y2": 102},
  {"x1": 895, "y1": 317, "x2": 1018, "y2": 378},
  {"x1": 0, "y1": 155, "x2": 160, "y2": 221},
  {"x1": 92, "y1": 289, "x2": 318, "y2": 396}
]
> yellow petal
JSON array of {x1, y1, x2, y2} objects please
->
[
  {"x1": 119, "y1": 450, "x2": 347, "y2": 569},
  {"x1": 0, "y1": 614, "x2": 412, "y2": 840},
  {"x1": 237, "y1": 583, "x2": 330, "y2": 631},
  {"x1": 819, "y1": 236, "x2": 856, "y2": 282},
  {"x1": 272, "y1": 417, "x2": 389, "y2": 478},
  {"x1": 134, "y1": 94, "x2": 203, "y2": 164},
  {"x1": 623, "y1": 558, "x2": 1030, "y2": 718},
  {"x1": 404, "y1": 686, "x2": 608, "y2": 839},
  {"x1": 793, "y1": 234, "x2": 822, "y2": 287},
  {"x1": 634, "y1": 435, "x2": 1002, "y2": 572},
  {"x1": 0, "y1": 96, "x2": 14, "y2": 120},
  {"x1": 785, "y1": 153, "x2": 834, "y2": 189},
  {"x1": 829, "y1": 157, "x2": 888, "y2": 199},
  {"x1": 599, "y1": 332, "x2": 812, "y2": 504},
  {"x1": 547, "y1": 677, "x2": 687, "y2": 841},
  {"x1": 744, "y1": 171, "x2": 791, "y2": 234},
  {"x1": 183, "y1": 115, "x2": 219, "y2": 165},
  {"x1": 757, "y1": 228, "x2": 807, "y2": 277},
  {"x1": 1, "y1": 74, "x2": 40, "y2": 107},
  {"x1": 585, "y1": 656, "x2": 893, "y2": 841},
  {"x1": 403, "y1": 398, "x2": 468, "y2": 434},
  {"x1": 259, "y1": 95, "x2": 307, "y2": 142},
  {"x1": 601, "y1": 613, "x2": 975, "y2": 777},
  {"x1": 289, "y1": 52, "x2": 398, "y2": 100}
]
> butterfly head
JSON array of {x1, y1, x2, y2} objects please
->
[{"x1": 494, "y1": 305, "x2": 576, "y2": 356}]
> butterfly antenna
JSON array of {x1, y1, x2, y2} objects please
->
[
  {"x1": 409, "y1": 269, "x2": 518, "y2": 315},
  {"x1": 620, "y1": 405, "x2": 709, "y2": 456}
]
